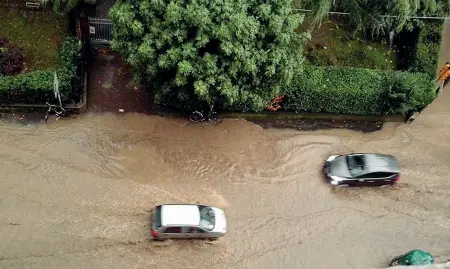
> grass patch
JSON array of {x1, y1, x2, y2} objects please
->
[
  {"x1": 299, "y1": 16, "x2": 396, "y2": 70},
  {"x1": 0, "y1": 8, "x2": 68, "y2": 72}
]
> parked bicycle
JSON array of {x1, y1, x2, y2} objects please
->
[
  {"x1": 189, "y1": 105, "x2": 221, "y2": 124},
  {"x1": 44, "y1": 102, "x2": 66, "y2": 122}
]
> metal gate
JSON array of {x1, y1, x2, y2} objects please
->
[{"x1": 88, "y1": 17, "x2": 113, "y2": 46}]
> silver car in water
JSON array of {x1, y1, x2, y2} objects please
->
[
  {"x1": 323, "y1": 153, "x2": 400, "y2": 187},
  {"x1": 151, "y1": 204, "x2": 227, "y2": 241}
]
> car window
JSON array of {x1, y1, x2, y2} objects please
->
[
  {"x1": 164, "y1": 226, "x2": 181, "y2": 233},
  {"x1": 346, "y1": 155, "x2": 366, "y2": 177},
  {"x1": 198, "y1": 206, "x2": 215, "y2": 231},
  {"x1": 153, "y1": 206, "x2": 162, "y2": 229},
  {"x1": 363, "y1": 172, "x2": 393, "y2": 178},
  {"x1": 185, "y1": 227, "x2": 205, "y2": 233}
]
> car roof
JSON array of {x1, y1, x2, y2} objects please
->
[
  {"x1": 161, "y1": 204, "x2": 200, "y2": 227},
  {"x1": 356, "y1": 153, "x2": 400, "y2": 173}
]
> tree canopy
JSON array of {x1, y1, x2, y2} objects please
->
[
  {"x1": 293, "y1": 0, "x2": 450, "y2": 33},
  {"x1": 109, "y1": 0, "x2": 308, "y2": 111},
  {"x1": 37, "y1": 0, "x2": 80, "y2": 13}
]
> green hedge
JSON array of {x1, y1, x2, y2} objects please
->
[
  {"x1": 282, "y1": 65, "x2": 435, "y2": 116},
  {"x1": 155, "y1": 65, "x2": 435, "y2": 116},
  {"x1": 0, "y1": 37, "x2": 82, "y2": 104}
]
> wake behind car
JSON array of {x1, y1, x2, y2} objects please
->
[
  {"x1": 323, "y1": 153, "x2": 400, "y2": 187},
  {"x1": 151, "y1": 204, "x2": 227, "y2": 241}
]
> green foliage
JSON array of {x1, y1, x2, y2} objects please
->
[
  {"x1": 37, "y1": 0, "x2": 80, "y2": 13},
  {"x1": 293, "y1": 0, "x2": 450, "y2": 34},
  {"x1": 110, "y1": 0, "x2": 309, "y2": 111},
  {"x1": 0, "y1": 40, "x2": 25, "y2": 76},
  {"x1": 305, "y1": 38, "x2": 396, "y2": 70},
  {"x1": 395, "y1": 20, "x2": 442, "y2": 79},
  {"x1": 282, "y1": 65, "x2": 434, "y2": 115},
  {"x1": 0, "y1": 37, "x2": 82, "y2": 104},
  {"x1": 411, "y1": 21, "x2": 443, "y2": 78}
]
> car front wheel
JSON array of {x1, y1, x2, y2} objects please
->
[{"x1": 390, "y1": 256, "x2": 402, "y2": 266}]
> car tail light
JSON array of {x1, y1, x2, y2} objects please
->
[
  {"x1": 151, "y1": 230, "x2": 159, "y2": 237},
  {"x1": 393, "y1": 176, "x2": 400, "y2": 182}
]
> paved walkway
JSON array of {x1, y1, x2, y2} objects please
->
[
  {"x1": 422, "y1": 19, "x2": 450, "y2": 115},
  {"x1": 87, "y1": 50, "x2": 155, "y2": 114}
]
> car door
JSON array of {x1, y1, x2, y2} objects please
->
[
  {"x1": 183, "y1": 226, "x2": 208, "y2": 239},
  {"x1": 361, "y1": 172, "x2": 394, "y2": 186},
  {"x1": 162, "y1": 226, "x2": 183, "y2": 239}
]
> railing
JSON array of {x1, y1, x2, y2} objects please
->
[{"x1": 88, "y1": 17, "x2": 113, "y2": 46}]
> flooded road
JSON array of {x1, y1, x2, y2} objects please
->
[{"x1": 1, "y1": 106, "x2": 450, "y2": 269}]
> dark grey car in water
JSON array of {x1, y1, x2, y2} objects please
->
[{"x1": 323, "y1": 153, "x2": 400, "y2": 186}]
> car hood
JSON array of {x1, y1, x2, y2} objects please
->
[
  {"x1": 211, "y1": 207, "x2": 227, "y2": 234},
  {"x1": 328, "y1": 156, "x2": 352, "y2": 178}
]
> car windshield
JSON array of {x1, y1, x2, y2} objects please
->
[
  {"x1": 198, "y1": 206, "x2": 215, "y2": 231},
  {"x1": 346, "y1": 155, "x2": 366, "y2": 177}
]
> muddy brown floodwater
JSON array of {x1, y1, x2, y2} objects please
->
[{"x1": 1, "y1": 94, "x2": 450, "y2": 269}]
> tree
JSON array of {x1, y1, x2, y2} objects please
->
[
  {"x1": 37, "y1": 0, "x2": 80, "y2": 13},
  {"x1": 293, "y1": 0, "x2": 450, "y2": 34},
  {"x1": 109, "y1": 0, "x2": 309, "y2": 111}
]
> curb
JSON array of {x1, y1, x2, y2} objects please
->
[{"x1": 156, "y1": 111, "x2": 406, "y2": 122}]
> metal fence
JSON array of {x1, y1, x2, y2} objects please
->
[{"x1": 88, "y1": 17, "x2": 113, "y2": 46}]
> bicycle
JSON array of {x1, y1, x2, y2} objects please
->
[
  {"x1": 189, "y1": 105, "x2": 221, "y2": 124},
  {"x1": 44, "y1": 102, "x2": 66, "y2": 123}
]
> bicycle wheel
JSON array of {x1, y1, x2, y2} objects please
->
[
  {"x1": 189, "y1": 111, "x2": 203, "y2": 122},
  {"x1": 56, "y1": 110, "x2": 66, "y2": 118},
  {"x1": 208, "y1": 112, "x2": 221, "y2": 124}
]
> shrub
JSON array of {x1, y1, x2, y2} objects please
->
[
  {"x1": 282, "y1": 65, "x2": 434, "y2": 116},
  {"x1": 396, "y1": 21, "x2": 443, "y2": 79},
  {"x1": 0, "y1": 38, "x2": 25, "y2": 76},
  {"x1": 0, "y1": 37, "x2": 82, "y2": 104},
  {"x1": 411, "y1": 21, "x2": 443, "y2": 78},
  {"x1": 0, "y1": 46, "x2": 25, "y2": 76}
]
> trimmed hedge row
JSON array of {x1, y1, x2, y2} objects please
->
[
  {"x1": 0, "y1": 37, "x2": 82, "y2": 104},
  {"x1": 156, "y1": 64, "x2": 435, "y2": 116},
  {"x1": 282, "y1": 65, "x2": 435, "y2": 116}
]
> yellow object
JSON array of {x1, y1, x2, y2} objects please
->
[{"x1": 438, "y1": 63, "x2": 450, "y2": 81}]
